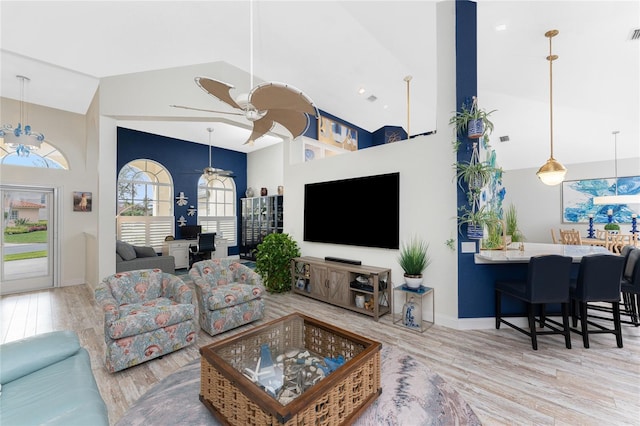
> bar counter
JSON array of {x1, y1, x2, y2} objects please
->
[{"x1": 474, "y1": 242, "x2": 611, "y2": 264}]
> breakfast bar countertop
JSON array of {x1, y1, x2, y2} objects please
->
[{"x1": 474, "y1": 242, "x2": 612, "y2": 264}]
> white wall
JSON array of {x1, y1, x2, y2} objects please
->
[
  {"x1": 247, "y1": 143, "x2": 284, "y2": 197},
  {"x1": 1, "y1": 97, "x2": 98, "y2": 287},
  {"x1": 245, "y1": 1, "x2": 461, "y2": 327}
]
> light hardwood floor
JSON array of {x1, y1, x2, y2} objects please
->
[{"x1": 1, "y1": 283, "x2": 639, "y2": 426}]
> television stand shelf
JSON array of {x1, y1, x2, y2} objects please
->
[{"x1": 290, "y1": 256, "x2": 392, "y2": 321}]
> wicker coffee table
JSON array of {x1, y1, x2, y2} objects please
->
[{"x1": 200, "y1": 312, "x2": 381, "y2": 425}]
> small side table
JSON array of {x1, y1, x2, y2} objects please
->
[{"x1": 393, "y1": 284, "x2": 434, "y2": 333}]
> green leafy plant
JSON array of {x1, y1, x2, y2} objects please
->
[
  {"x1": 449, "y1": 97, "x2": 496, "y2": 139},
  {"x1": 483, "y1": 221, "x2": 504, "y2": 249},
  {"x1": 604, "y1": 223, "x2": 620, "y2": 231},
  {"x1": 457, "y1": 205, "x2": 500, "y2": 236},
  {"x1": 398, "y1": 236, "x2": 431, "y2": 276},
  {"x1": 504, "y1": 204, "x2": 525, "y2": 242},
  {"x1": 455, "y1": 160, "x2": 501, "y2": 192},
  {"x1": 254, "y1": 233, "x2": 301, "y2": 293}
]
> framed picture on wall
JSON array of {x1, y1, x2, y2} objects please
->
[
  {"x1": 561, "y1": 176, "x2": 640, "y2": 223},
  {"x1": 73, "y1": 191, "x2": 92, "y2": 212},
  {"x1": 318, "y1": 114, "x2": 358, "y2": 151}
]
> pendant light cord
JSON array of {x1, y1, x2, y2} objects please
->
[
  {"x1": 613, "y1": 130, "x2": 620, "y2": 196},
  {"x1": 546, "y1": 31, "x2": 558, "y2": 159}
]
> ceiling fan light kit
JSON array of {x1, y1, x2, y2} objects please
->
[
  {"x1": 536, "y1": 29, "x2": 567, "y2": 186},
  {"x1": 198, "y1": 127, "x2": 234, "y2": 178}
]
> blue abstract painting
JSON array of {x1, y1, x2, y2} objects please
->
[{"x1": 562, "y1": 176, "x2": 640, "y2": 223}]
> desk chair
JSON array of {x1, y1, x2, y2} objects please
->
[
  {"x1": 570, "y1": 254, "x2": 625, "y2": 348},
  {"x1": 189, "y1": 232, "x2": 216, "y2": 267},
  {"x1": 495, "y1": 255, "x2": 573, "y2": 350}
]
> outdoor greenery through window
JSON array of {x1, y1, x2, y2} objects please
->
[
  {"x1": 198, "y1": 174, "x2": 237, "y2": 246},
  {"x1": 117, "y1": 159, "x2": 173, "y2": 251}
]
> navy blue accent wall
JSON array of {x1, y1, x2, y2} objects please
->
[
  {"x1": 372, "y1": 126, "x2": 408, "y2": 146},
  {"x1": 116, "y1": 127, "x2": 247, "y2": 256},
  {"x1": 455, "y1": 0, "x2": 530, "y2": 318}
]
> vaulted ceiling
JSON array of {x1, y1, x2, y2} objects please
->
[{"x1": 1, "y1": 1, "x2": 638, "y2": 170}]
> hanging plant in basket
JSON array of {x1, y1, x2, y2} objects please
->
[{"x1": 449, "y1": 96, "x2": 496, "y2": 140}]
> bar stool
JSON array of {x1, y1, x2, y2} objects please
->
[
  {"x1": 621, "y1": 247, "x2": 640, "y2": 326},
  {"x1": 495, "y1": 255, "x2": 573, "y2": 350},
  {"x1": 570, "y1": 254, "x2": 625, "y2": 348}
]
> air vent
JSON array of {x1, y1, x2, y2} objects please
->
[
  {"x1": 631, "y1": 28, "x2": 640, "y2": 41},
  {"x1": 499, "y1": 135, "x2": 510, "y2": 142},
  {"x1": 367, "y1": 95, "x2": 377, "y2": 102}
]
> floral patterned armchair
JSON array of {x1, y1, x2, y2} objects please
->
[
  {"x1": 95, "y1": 269, "x2": 196, "y2": 373},
  {"x1": 189, "y1": 259, "x2": 265, "y2": 336}
]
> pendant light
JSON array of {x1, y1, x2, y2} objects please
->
[
  {"x1": 0, "y1": 75, "x2": 45, "y2": 157},
  {"x1": 536, "y1": 30, "x2": 567, "y2": 186},
  {"x1": 593, "y1": 131, "x2": 640, "y2": 205}
]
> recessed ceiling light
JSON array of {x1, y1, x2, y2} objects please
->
[
  {"x1": 358, "y1": 87, "x2": 366, "y2": 95},
  {"x1": 495, "y1": 24, "x2": 507, "y2": 32},
  {"x1": 383, "y1": 105, "x2": 388, "y2": 109}
]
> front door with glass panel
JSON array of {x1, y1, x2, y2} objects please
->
[{"x1": 1, "y1": 186, "x2": 55, "y2": 294}]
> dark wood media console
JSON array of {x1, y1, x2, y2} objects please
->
[{"x1": 290, "y1": 256, "x2": 392, "y2": 321}]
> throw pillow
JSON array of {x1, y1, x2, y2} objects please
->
[
  {"x1": 116, "y1": 240, "x2": 137, "y2": 261},
  {"x1": 116, "y1": 252, "x2": 124, "y2": 262},
  {"x1": 134, "y1": 245, "x2": 157, "y2": 258}
]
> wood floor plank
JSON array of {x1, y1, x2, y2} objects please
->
[{"x1": 1, "y1": 284, "x2": 639, "y2": 426}]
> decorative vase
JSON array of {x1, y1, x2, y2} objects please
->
[
  {"x1": 402, "y1": 296, "x2": 421, "y2": 328},
  {"x1": 245, "y1": 187, "x2": 254, "y2": 197},
  {"x1": 404, "y1": 274, "x2": 423, "y2": 289},
  {"x1": 467, "y1": 119, "x2": 484, "y2": 139},
  {"x1": 261, "y1": 187, "x2": 268, "y2": 196},
  {"x1": 467, "y1": 224, "x2": 484, "y2": 239}
]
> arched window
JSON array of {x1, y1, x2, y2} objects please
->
[
  {"x1": 0, "y1": 140, "x2": 69, "y2": 169},
  {"x1": 117, "y1": 159, "x2": 173, "y2": 251},
  {"x1": 197, "y1": 174, "x2": 237, "y2": 246}
]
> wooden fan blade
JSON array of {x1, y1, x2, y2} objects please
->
[
  {"x1": 243, "y1": 116, "x2": 276, "y2": 145},
  {"x1": 195, "y1": 77, "x2": 243, "y2": 110},
  {"x1": 169, "y1": 104, "x2": 244, "y2": 116},
  {"x1": 264, "y1": 109, "x2": 310, "y2": 139},
  {"x1": 249, "y1": 82, "x2": 318, "y2": 117}
]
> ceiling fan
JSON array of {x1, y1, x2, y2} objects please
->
[
  {"x1": 196, "y1": 127, "x2": 234, "y2": 178},
  {"x1": 170, "y1": 0, "x2": 319, "y2": 146}
]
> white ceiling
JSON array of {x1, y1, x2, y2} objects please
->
[{"x1": 1, "y1": 1, "x2": 638, "y2": 168}]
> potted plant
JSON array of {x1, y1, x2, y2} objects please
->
[
  {"x1": 457, "y1": 205, "x2": 500, "y2": 239},
  {"x1": 449, "y1": 96, "x2": 496, "y2": 139},
  {"x1": 504, "y1": 204, "x2": 525, "y2": 242},
  {"x1": 254, "y1": 233, "x2": 301, "y2": 293},
  {"x1": 604, "y1": 223, "x2": 620, "y2": 234},
  {"x1": 398, "y1": 236, "x2": 431, "y2": 289}
]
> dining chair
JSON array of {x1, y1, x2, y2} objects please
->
[
  {"x1": 559, "y1": 229, "x2": 582, "y2": 245},
  {"x1": 604, "y1": 231, "x2": 626, "y2": 254},
  {"x1": 570, "y1": 254, "x2": 625, "y2": 348},
  {"x1": 495, "y1": 255, "x2": 573, "y2": 350}
]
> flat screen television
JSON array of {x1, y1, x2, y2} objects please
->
[
  {"x1": 180, "y1": 225, "x2": 201, "y2": 240},
  {"x1": 304, "y1": 172, "x2": 400, "y2": 249}
]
